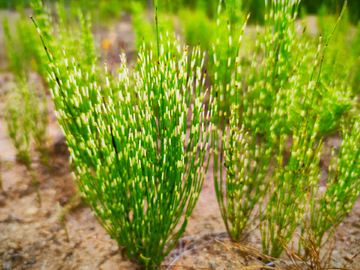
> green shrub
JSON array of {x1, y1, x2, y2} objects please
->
[
  {"x1": 32, "y1": 13, "x2": 213, "y2": 267},
  {"x1": 305, "y1": 118, "x2": 360, "y2": 253},
  {"x1": 261, "y1": 112, "x2": 322, "y2": 257},
  {"x1": 3, "y1": 0, "x2": 97, "y2": 167},
  {"x1": 4, "y1": 82, "x2": 47, "y2": 205},
  {"x1": 213, "y1": 0, "x2": 360, "y2": 259}
]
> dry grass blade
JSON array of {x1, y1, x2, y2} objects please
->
[
  {"x1": 342, "y1": 251, "x2": 360, "y2": 269},
  {"x1": 279, "y1": 237, "x2": 305, "y2": 270},
  {"x1": 215, "y1": 239, "x2": 245, "y2": 266},
  {"x1": 280, "y1": 231, "x2": 356, "y2": 270},
  {"x1": 160, "y1": 265, "x2": 212, "y2": 269},
  {"x1": 219, "y1": 241, "x2": 288, "y2": 269},
  {"x1": 239, "y1": 267, "x2": 281, "y2": 270}
]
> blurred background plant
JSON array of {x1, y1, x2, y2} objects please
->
[
  {"x1": 4, "y1": 82, "x2": 44, "y2": 205},
  {"x1": 212, "y1": 0, "x2": 360, "y2": 261}
]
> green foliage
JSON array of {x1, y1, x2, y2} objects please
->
[
  {"x1": 3, "y1": 0, "x2": 51, "y2": 176},
  {"x1": 3, "y1": 0, "x2": 96, "y2": 83},
  {"x1": 5, "y1": 83, "x2": 45, "y2": 205},
  {"x1": 305, "y1": 119, "x2": 360, "y2": 251},
  {"x1": 31, "y1": 86, "x2": 50, "y2": 166},
  {"x1": 3, "y1": 16, "x2": 24, "y2": 80},
  {"x1": 261, "y1": 113, "x2": 322, "y2": 257},
  {"x1": 352, "y1": 22, "x2": 360, "y2": 93},
  {"x1": 3, "y1": 0, "x2": 95, "y2": 168},
  {"x1": 212, "y1": 8, "x2": 274, "y2": 242},
  {"x1": 178, "y1": 8, "x2": 214, "y2": 51},
  {"x1": 33, "y1": 14, "x2": 213, "y2": 266},
  {"x1": 98, "y1": 0, "x2": 122, "y2": 22},
  {"x1": 213, "y1": 0, "x2": 360, "y2": 259},
  {"x1": 132, "y1": 1, "x2": 155, "y2": 50},
  {"x1": 225, "y1": 0, "x2": 243, "y2": 26}
]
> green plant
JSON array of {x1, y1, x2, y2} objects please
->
[
  {"x1": 3, "y1": 0, "x2": 99, "y2": 168},
  {"x1": 32, "y1": 10, "x2": 213, "y2": 267},
  {"x1": 351, "y1": 21, "x2": 360, "y2": 94},
  {"x1": 31, "y1": 86, "x2": 50, "y2": 166},
  {"x1": 178, "y1": 8, "x2": 214, "y2": 52},
  {"x1": 212, "y1": 0, "x2": 359, "y2": 258},
  {"x1": 212, "y1": 8, "x2": 275, "y2": 242},
  {"x1": 98, "y1": 0, "x2": 122, "y2": 22},
  {"x1": 5, "y1": 84, "x2": 42, "y2": 206},
  {"x1": 261, "y1": 113, "x2": 322, "y2": 257},
  {"x1": 56, "y1": 201, "x2": 70, "y2": 242},
  {"x1": 3, "y1": 3, "x2": 51, "y2": 168},
  {"x1": 304, "y1": 118, "x2": 360, "y2": 251},
  {"x1": 132, "y1": 1, "x2": 155, "y2": 50},
  {"x1": 3, "y1": 16, "x2": 24, "y2": 80},
  {"x1": 212, "y1": 0, "x2": 301, "y2": 244}
]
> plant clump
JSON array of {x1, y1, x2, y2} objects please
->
[{"x1": 33, "y1": 14, "x2": 213, "y2": 266}]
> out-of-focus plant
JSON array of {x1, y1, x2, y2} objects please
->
[
  {"x1": 3, "y1": 3, "x2": 50, "y2": 169},
  {"x1": 261, "y1": 113, "x2": 323, "y2": 258},
  {"x1": 56, "y1": 201, "x2": 70, "y2": 242},
  {"x1": 179, "y1": 8, "x2": 214, "y2": 52},
  {"x1": 304, "y1": 118, "x2": 360, "y2": 253},
  {"x1": 351, "y1": 21, "x2": 360, "y2": 94},
  {"x1": 98, "y1": 0, "x2": 122, "y2": 23},
  {"x1": 32, "y1": 7, "x2": 213, "y2": 266},
  {"x1": 5, "y1": 84, "x2": 43, "y2": 206},
  {"x1": 4, "y1": 0, "x2": 96, "y2": 86},
  {"x1": 3, "y1": 16, "x2": 24, "y2": 80},
  {"x1": 3, "y1": 0, "x2": 98, "y2": 165},
  {"x1": 30, "y1": 86, "x2": 50, "y2": 166},
  {"x1": 213, "y1": 0, "x2": 301, "y2": 244},
  {"x1": 212, "y1": 9, "x2": 275, "y2": 242},
  {"x1": 213, "y1": 0, "x2": 358, "y2": 259},
  {"x1": 132, "y1": 1, "x2": 155, "y2": 50}
]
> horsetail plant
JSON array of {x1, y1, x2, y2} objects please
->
[
  {"x1": 260, "y1": 112, "x2": 323, "y2": 258},
  {"x1": 32, "y1": 14, "x2": 213, "y2": 267},
  {"x1": 306, "y1": 119, "x2": 360, "y2": 252},
  {"x1": 261, "y1": 0, "x2": 349, "y2": 257},
  {"x1": 212, "y1": 9, "x2": 275, "y2": 241},
  {"x1": 56, "y1": 201, "x2": 70, "y2": 242},
  {"x1": 5, "y1": 84, "x2": 42, "y2": 206},
  {"x1": 212, "y1": 0, "x2": 302, "y2": 242},
  {"x1": 29, "y1": 86, "x2": 50, "y2": 167}
]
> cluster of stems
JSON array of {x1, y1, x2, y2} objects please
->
[
  {"x1": 212, "y1": 0, "x2": 360, "y2": 259},
  {"x1": 33, "y1": 12, "x2": 213, "y2": 265},
  {"x1": 4, "y1": 83, "x2": 45, "y2": 206}
]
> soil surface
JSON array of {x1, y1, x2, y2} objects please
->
[{"x1": 1, "y1": 15, "x2": 360, "y2": 270}]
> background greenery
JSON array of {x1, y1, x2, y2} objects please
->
[{"x1": 1, "y1": 0, "x2": 360, "y2": 24}]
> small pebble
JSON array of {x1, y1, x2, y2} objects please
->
[
  {"x1": 25, "y1": 260, "x2": 36, "y2": 265},
  {"x1": 39, "y1": 230, "x2": 52, "y2": 237},
  {"x1": 25, "y1": 206, "x2": 39, "y2": 216}
]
